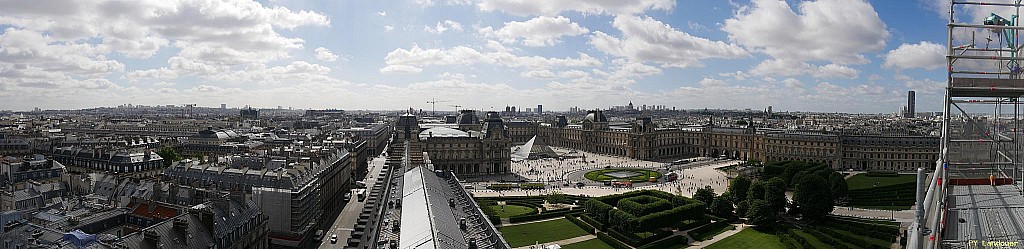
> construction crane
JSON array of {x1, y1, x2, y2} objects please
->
[
  {"x1": 426, "y1": 98, "x2": 450, "y2": 116},
  {"x1": 450, "y1": 104, "x2": 462, "y2": 112}
]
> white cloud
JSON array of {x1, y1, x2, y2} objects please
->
[
  {"x1": 384, "y1": 25, "x2": 395, "y2": 31},
  {"x1": 0, "y1": 0, "x2": 328, "y2": 65},
  {"x1": 382, "y1": 44, "x2": 601, "y2": 72},
  {"x1": 723, "y1": 0, "x2": 888, "y2": 65},
  {"x1": 589, "y1": 15, "x2": 748, "y2": 68},
  {"x1": 520, "y1": 69, "x2": 592, "y2": 79},
  {"x1": 719, "y1": 71, "x2": 750, "y2": 81},
  {"x1": 751, "y1": 59, "x2": 860, "y2": 79},
  {"x1": 315, "y1": 47, "x2": 340, "y2": 61},
  {"x1": 424, "y1": 20, "x2": 463, "y2": 34},
  {"x1": 380, "y1": 65, "x2": 424, "y2": 74},
  {"x1": 126, "y1": 56, "x2": 223, "y2": 81},
  {"x1": 898, "y1": 73, "x2": 945, "y2": 93},
  {"x1": 477, "y1": 0, "x2": 675, "y2": 16},
  {"x1": 699, "y1": 78, "x2": 727, "y2": 87},
  {"x1": 377, "y1": 11, "x2": 387, "y2": 16},
  {"x1": 479, "y1": 16, "x2": 589, "y2": 47},
  {"x1": 782, "y1": 78, "x2": 804, "y2": 88},
  {"x1": 883, "y1": 42, "x2": 945, "y2": 70},
  {"x1": 521, "y1": 70, "x2": 557, "y2": 79},
  {"x1": 0, "y1": 28, "x2": 124, "y2": 76}
]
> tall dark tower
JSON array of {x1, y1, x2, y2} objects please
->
[{"x1": 906, "y1": 90, "x2": 916, "y2": 118}]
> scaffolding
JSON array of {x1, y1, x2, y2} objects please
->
[{"x1": 909, "y1": 1, "x2": 1024, "y2": 248}]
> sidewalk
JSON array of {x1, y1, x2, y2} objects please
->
[
  {"x1": 500, "y1": 217, "x2": 564, "y2": 227},
  {"x1": 688, "y1": 224, "x2": 748, "y2": 248},
  {"x1": 512, "y1": 235, "x2": 597, "y2": 249}
]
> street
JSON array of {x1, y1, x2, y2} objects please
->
[{"x1": 318, "y1": 154, "x2": 389, "y2": 249}]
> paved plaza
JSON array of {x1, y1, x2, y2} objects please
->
[{"x1": 468, "y1": 146, "x2": 738, "y2": 198}]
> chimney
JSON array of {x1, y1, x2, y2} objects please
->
[
  {"x1": 143, "y1": 230, "x2": 160, "y2": 245},
  {"x1": 147, "y1": 199, "x2": 156, "y2": 214},
  {"x1": 172, "y1": 217, "x2": 188, "y2": 234},
  {"x1": 197, "y1": 208, "x2": 215, "y2": 233},
  {"x1": 212, "y1": 193, "x2": 229, "y2": 211}
]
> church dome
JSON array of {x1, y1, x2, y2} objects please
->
[
  {"x1": 457, "y1": 110, "x2": 479, "y2": 125},
  {"x1": 584, "y1": 110, "x2": 607, "y2": 122}
]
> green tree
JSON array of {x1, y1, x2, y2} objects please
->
[
  {"x1": 746, "y1": 199, "x2": 775, "y2": 227},
  {"x1": 728, "y1": 177, "x2": 751, "y2": 203},
  {"x1": 763, "y1": 177, "x2": 788, "y2": 213},
  {"x1": 710, "y1": 194, "x2": 735, "y2": 217},
  {"x1": 735, "y1": 200, "x2": 749, "y2": 218},
  {"x1": 794, "y1": 175, "x2": 833, "y2": 221},
  {"x1": 155, "y1": 147, "x2": 182, "y2": 167},
  {"x1": 545, "y1": 191, "x2": 567, "y2": 204},
  {"x1": 828, "y1": 172, "x2": 849, "y2": 204},
  {"x1": 747, "y1": 180, "x2": 766, "y2": 203},
  {"x1": 694, "y1": 186, "x2": 716, "y2": 207}
]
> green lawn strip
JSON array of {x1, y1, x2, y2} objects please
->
[
  {"x1": 705, "y1": 228, "x2": 786, "y2": 249},
  {"x1": 846, "y1": 174, "x2": 917, "y2": 190},
  {"x1": 687, "y1": 222, "x2": 736, "y2": 241},
  {"x1": 559, "y1": 238, "x2": 615, "y2": 249},
  {"x1": 790, "y1": 229, "x2": 831, "y2": 249},
  {"x1": 498, "y1": 218, "x2": 590, "y2": 247},
  {"x1": 584, "y1": 169, "x2": 662, "y2": 182},
  {"x1": 487, "y1": 204, "x2": 535, "y2": 218}
]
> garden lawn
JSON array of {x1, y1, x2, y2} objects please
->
[
  {"x1": 487, "y1": 204, "x2": 535, "y2": 218},
  {"x1": 498, "y1": 218, "x2": 590, "y2": 247},
  {"x1": 846, "y1": 174, "x2": 917, "y2": 190},
  {"x1": 705, "y1": 228, "x2": 785, "y2": 249},
  {"x1": 583, "y1": 169, "x2": 662, "y2": 182},
  {"x1": 559, "y1": 238, "x2": 614, "y2": 249}
]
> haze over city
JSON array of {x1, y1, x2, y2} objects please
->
[{"x1": 0, "y1": 0, "x2": 954, "y2": 113}]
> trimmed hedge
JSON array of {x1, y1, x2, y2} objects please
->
[
  {"x1": 780, "y1": 229, "x2": 803, "y2": 249},
  {"x1": 565, "y1": 214, "x2": 596, "y2": 234},
  {"x1": 608, "y1": 209, "x2": 639, "y2": 232},
  {"x1": 820, "y1": 218, "x2": 899, "y2": 240},
  {"x1": 813, "y1": 226, "x2": 890, "y2": 249},
  {"x1": 607, "y1": 228, "x2": 672, "y2": 247},
  {"x1": 519, "y1": 183, "x2": 546, "y2": 189},
  {"x1": 503, "y1": 200, "x2": 544, "y2": 211},
  {"x1": 675, "y1": 217, "x2": 709, "y2": 231},
  {"x1": 596, "y1": 232, "x2": 631, "y2": 249},
  {"x1": 805, "y1": 228, "x2": 853, "y2": 249},
  {"x1": 686, "y1": 221, "x2": 734, "y2": 241},
  {"x1": 487, "y1": 183, "x2": 517, "y2": 190},
  {"x1": 617, "y1": 196, "x2": 672, "y2": 217},
  {"x1": 508, "y1": 208, "x2": 583, "y2": 223},
  {"x1": 580, "y1": 214, "x2": 605, "y2": 230},
  {"x1": 584, "y1": 199, "x2": 614, "y2": 224},
  {"x1": 637, "y1": 202, "x2": 704, "y2": 231},
  {"x1": 637, "y1": 235, "x2": 688, "y2": 249}
]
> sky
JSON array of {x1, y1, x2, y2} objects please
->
[{"x1": 0, "y1": 0, "x2": 988, "y2": 113}]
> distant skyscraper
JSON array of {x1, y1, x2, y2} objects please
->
[
  {"x1": 221, "y1": 103, "x2": 227, "y2": 109},
  {"x1": 906, "y1": 91, "x2": 916, "y2": 118},
  {"x1": 537, "y1": 104, "x2": 543, "y2": 114}
]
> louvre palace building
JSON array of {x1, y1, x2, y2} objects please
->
[{"x1": 534, "y1": 110, "x2": 938, "y2": 172}]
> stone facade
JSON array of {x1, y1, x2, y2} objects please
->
[{"x1": 534, "y1": 109, "x2": 939, "y2": 172}]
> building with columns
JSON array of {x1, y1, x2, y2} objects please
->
[
  {"x1": 394, "y1": 111, "x2": 512, "y2": 176},
  {"x1": 534, "y1": 109, "x2": 938, "y2": 172}
]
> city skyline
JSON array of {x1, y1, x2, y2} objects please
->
[{"x1": 0, "y1": 0, "x2": 955, "y2": 113}]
